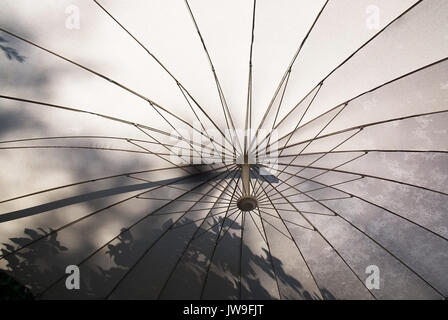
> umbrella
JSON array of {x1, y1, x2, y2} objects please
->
[{"x1": 0, "y1": 0, "x2": 447, "y2": 300}]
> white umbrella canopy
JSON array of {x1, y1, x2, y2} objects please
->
[{"x1": 0, "y1": 0, "x2": 447, "y2": 300}]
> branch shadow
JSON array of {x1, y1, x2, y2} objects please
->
[
  {"x1": 0, "y1": 215, "x2": 335, "y2": 300},
  {"x1": 0, "y1": 36, "x2": 25, "y2": 63},
  {"x1": 0, "y1": 9, "x2": 333, "y2": 302}
]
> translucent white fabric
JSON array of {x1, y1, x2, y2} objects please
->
[{"x1": 0, "y1": 0, "x2": 447, "y2": 300}]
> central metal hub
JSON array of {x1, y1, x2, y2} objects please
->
[{"x1": 237, "y1": 195, "x2": 258, "y2": 212}]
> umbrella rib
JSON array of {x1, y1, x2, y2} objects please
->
[
  {"x1": 0, "y1": 94, "x2": 238, "y2": 163},
  {"x1": 205, "y1": 181, "x2": 242, "y2": 246},
  {"x1": 188, "y1": 173, "x2": 239, "y2": 227},
  {"x1": 260, "y1": 0, "x2": 424, "y2": 145},
  {"x1": 0, "y1": 145, "x2": 166, "y2": 154},
  {"x1": 0, "y1": 135, "x2": 215, "y2": 153},
  {"x1": 137, "y1": 103, "x2": 207, "y2": 163},
  {"x1": 254, "y1": 80, "x2": 323, "y2": 156},
  {"x1": 252, "y1": 0, "x2": 329, "y2": 143},
  {"x1": 176, "y1": 83, "x2": 236, "y2": 159},
  {"x1": 249, "y1": 171, "x2": 282, "y2": 298},
  {"x1": 264, "y1": 71, "x2": 293, "y2": 151},
  {"x1": 133, "y1": 119, "x2": 207, "y2": 163},
  {"x1": 251, "y1": 170, "x2": 316, "y2": 297},
  {"x1": 0, "y1": 163, "x2": 228, "y2": 262},
  {"x1": 151, "y1": 205, "x2": 232, "y2": 217},
  {"x1": 253, "y1": 169, "x2": 326, "y2": 300},
  {"x1": 158, "y1": 204, "x2": 234, "y2": 218},
  {"x1": 220, "y1": 170, "x2": 243, "y2": 200},
  {"x1": 35, "y1": 166, "x2": 235, "y2": 299},
  {"x1": 270, "y1": 196, "x2": 353, "y2": 205},
  {"x1": 271, "y1": 152, "x2": 367, "y2": 196},
  {"x1": 249, "y1": 174, "x2": 269, "y2": 205},
  {"x1": 184, "y1": 0, "x2": 242, "y2": 154},
  {"x1": 139, "y1": 167, "x2": 237, "y2": 203},
  {"x1": 193, "y1": 207, "x2": 241, "y2": 241},
  {"x1": 257, "y1": 172, "x2": 377, "y2": 300},
  {"x1": 267, "y1": 56, "x2": 448, "y2": 151},
  {"x1": 257, "y1": 201, "x2": 272, "y2": 207},
  {"x1": 129, "y1": 175, "x2": 235, "y2": 201},
  {"x1": 269, "y1": 109, "x2": 448, "y2": 194},
  {"x1": 206, "y1": 174, "x2": 239, "y2": 200},
  {"x1": 0, "y1": 144, "x2": 226, "y2": 163},
  {"x1": 304, "y1": 194, "x2": 446, "y2": 298},
  {"x1": 239, "y1": 209, "x2": 245, "y2": 299},
  {"x1": 273, "y1": 152, "x2": 367, "y2": 194},
  {"x1": 214, "y1": 211, "x2": 243, "y2": 249},
  {"x1": 199, "y1": 174, "x2": 242, "y2": 299},
  {"x1": 169, "y1": 207, "x2": 237, "y2": 231},
  {"x1": 136, "y1": 197, "x2": 231, "y2": 204},
  {"x1": 251, "y1": 170, "x2": 295, "y2": 233},
  {"x1": 254, "y1": 81, "x2": 323, "y2": 157},
  {"x1": 274, "y1": 109, "x2": 359, "y2": 181},
  {"x1": 271, "y1": 143, "x2": 366, "y2": 193},
  {"x1": 211, "y1": 181, "x2": 239, "y2": 200},
  {"x1": 186, "y1": 0, "x2": 229, "y2": 133},
  {"x1": 257, "y1": 207, "x2": 335, "y2": 217},
  {"x1": 136, "y1": 105, "x2": 239, "y2": 178},
  {"x1": 247, "y1": 211, "x2": 267, "y2": 244},
  {"x1": 127, "y1": 138, "x2": 197, "y2": 176},
  {"x1": 254, "y1": 193, "x2": 270, "y2": 205},
  {"x1": 275, "y1": 161, "x2": 448, "y2": 197},
  {"x1": 273, "y1": 83, "x2": 324, "y2": 158},
  {"x1": 181, "y1": 162, "x2": 238, "y2": 200},
  {"x1": 257, "y1": 202, "x2": 272, "y2": 209},
  {"x1": 205, "y1": 168, "x2": 241, "y2": 200},
  {"x1": 256, "y1": 208, "x2": 313, "y2": 233},
  {"x1": 244, "y1": 0, "x2": 257, "y2": 153},
  {"x1": 155, "y1": 169, "x2": 240, "y2": 299},
  {"x1": 92, "y1": 0, "x2": 236, "y2": 156},
  {"x1": 272, "y1": 173, "x2": 446, "y2": 298},
  {"x1": 246, "y1": 178, "x2": 270, "y2": 243},
  {"x1": 248, "y1": 164, "x2": 266, "y2": 200},
  {"x1": 166, "y1": 165, "x2": 239, "y2": 204},
  {"x1": 272, "y1": 168, "x2": 448, "y2": 244},
  {"x1": 262, "y1": 104, "x2": 358, "y2": 192},
  {"x1": 100, "y1": 167, "x2": 235, "y2": 299},
  {"x1": 277, "y1": 108, "x2": 448, "y2": 153},
  {"x1": 253, "y1": 167, "x2": 267, "y2": 199},
  {"x1": 254, "y1": 208, "x2": 289, "y2": 300},
  {"x1": 0, "y1": 95, "x2": 195, "y2": 149},
  {"x1": 272, "y1": 176, "x2": 365, "y2": 201},
  {"x1": 279, "y1": 149, "x2": 448, "y2": 157},
  {"x1": 0, "y1": 28, "x2": 217, "y2": 151},
  {"x1": 233, "y1": 174, "x2": 245, "y2": 199},
  {"x1": 163, "y1": 136, "x2": 240, "y2": 199},
  {"x1": 0, "y1": 165, "x2": 197, "y2": 205},
  {"x1": 129, "y1": 127, "x2": 194, "y2": 170}
]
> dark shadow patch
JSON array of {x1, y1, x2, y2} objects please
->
[{"x1": 0, "y1": 36, "x2": 25, "y2": 63}]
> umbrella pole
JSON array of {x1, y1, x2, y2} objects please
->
[
  {"x1": 241, "y1": 153, "x2": 251, "y2": 197},
  {"x1": 237, "y1": 153, "x2": 258, "y2": 212}
]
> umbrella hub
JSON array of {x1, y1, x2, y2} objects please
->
[{"x1": 237, "y1": 195, "x2": 258, "y2": 212}]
